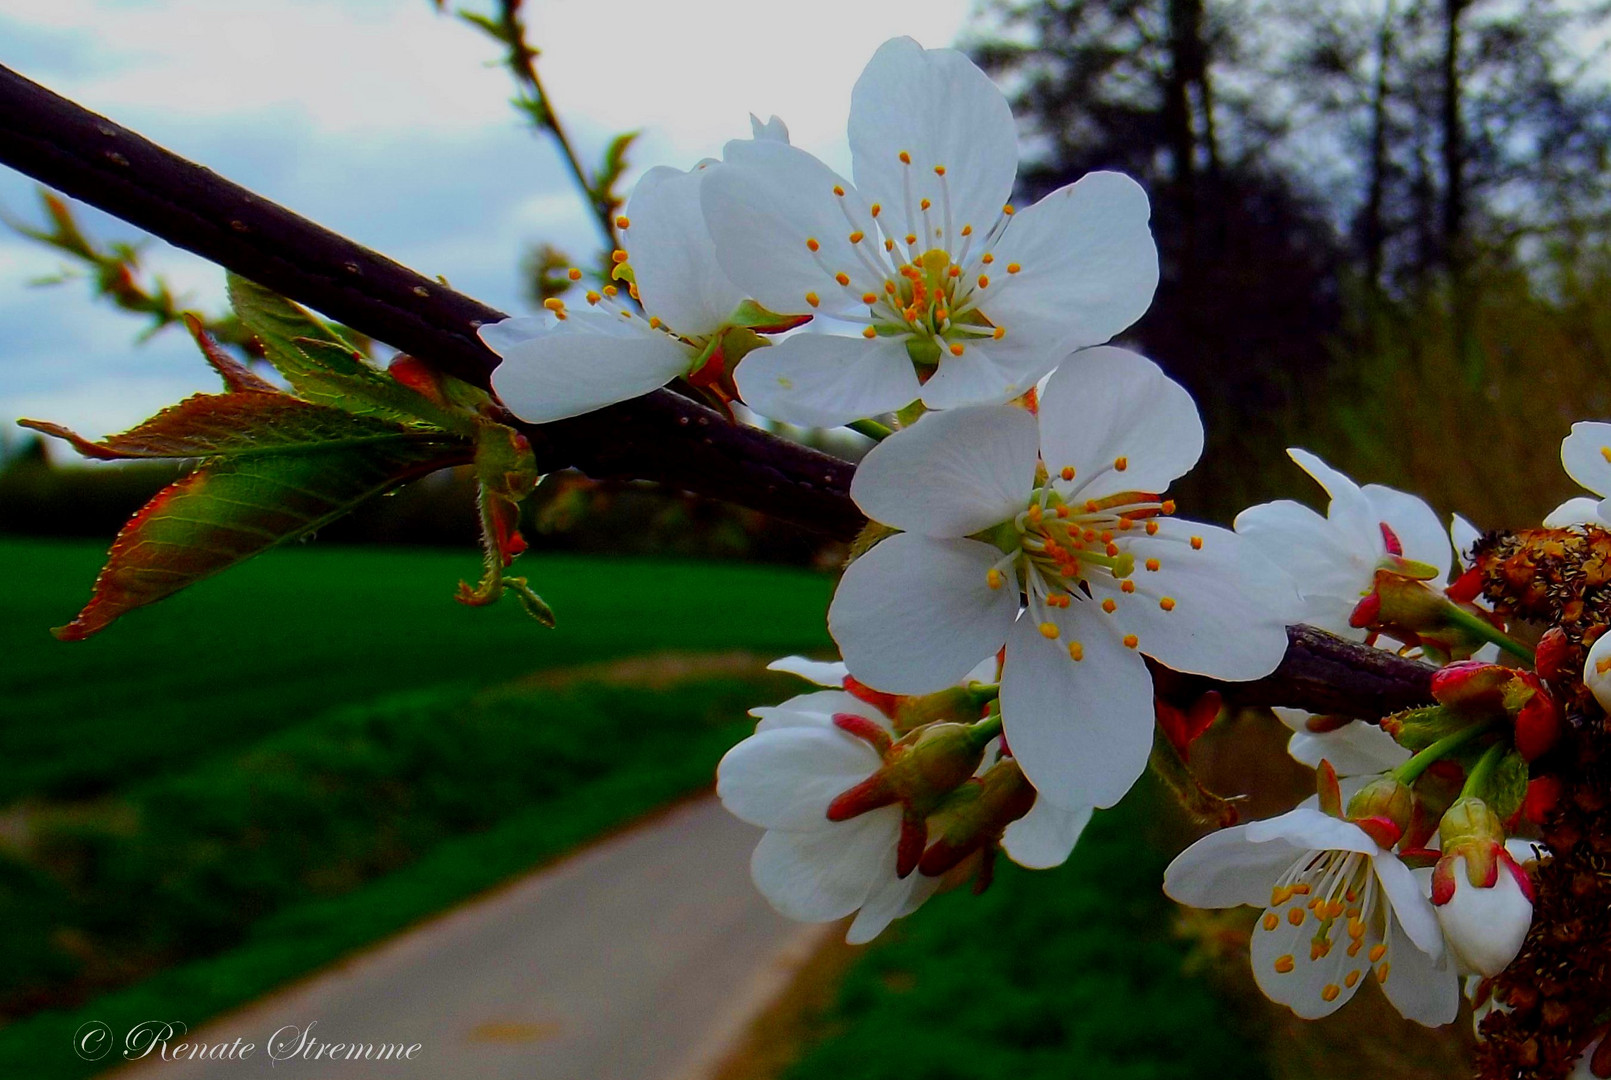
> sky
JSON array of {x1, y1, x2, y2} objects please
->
[{"x1": 0, "y1": 0, "x2": 978, "y2": 446}]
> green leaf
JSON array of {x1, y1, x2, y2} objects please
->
[
  {"x1": 454, "y1": 421, "x2": 551, "y2": 626},
  {"x1": 29, "y1": 392, "x2": 469, "y2": 640},
  {"x1": 225, "y1": 274, "x2": 474, "y2": 435}
]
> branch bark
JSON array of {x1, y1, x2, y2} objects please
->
[
  {"x1": 0, "y1": 64, "x2": 861, "y2": 540},
  {"x1": 0, "y1": 64, "x2": 1439, "y2": 718}
]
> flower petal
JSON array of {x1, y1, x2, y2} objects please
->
[
  {"x1": 1287, "y1": 448, "x2": 1381, "y2": 555},
  {"x1": 850, "y1": 403, "x2": 1037, "y2": 536},
  {"x1": 829, "y1": 534, "x2": 1018, "y2": 695},
  {"x1": 717, "y1": 726, "x2": 881, "y2": 831},
  {"x1": 1544, "y1": 496, "x2": 1602, "y2": 527},
  {"x1": 624, "y1": 164, "x2": 746, "y2": 335},
  {"x1": 1380, "y1": 906, "x2": 1461, "y2": 1026},
  {"x1": 847, "y1": 37, "x2": 1017, "y2": 245},
  {"x1": 1244, "y1": 807, "x2": 1379, "y2": 854},
  {"x1": 1001, "y1": 798, "x2": 1092, "y2": 869},
  {"x1": 1105, "y1": 520, "x2": 1296, "y2": 680},
  {"x1": 987, "y1": 173, "x2": 1159, "y2": 354},
  {"x1": 846, "y1": 870, "x2": 941, "y2": 944},
  {"x1": 767, "y1": 656, "x2": 850, "y2": 687},
  {"x1": 1000, "y1": 610, "x2": 1154, "y2": 809},
  {"x1": 734, "y1": 332, "x2": 922, "y2": 428},
  {"x1": 1163, "y1": 825, "x2": 1308, "y2": 909},
  {"x1": 1374, "y1": 850, "x2": 1446, "y2": 959},
  {"x1": 750, "y1": 690, "x2": 888, "y2": 733},
  {"x1": 1276, "y1": 709, "x2": 1410, "y2": 775},
  {"x1": 1363, "y1": 483, "x2": 1452, "y2": 581},
  {"x1": 749, "y1": 809, "x2": 898, "y2": 921},
  {"x1": 1037, "y1": 347, "x2": 1202, "y2": 501},
  {"x1": 915, "y1": 340, "x2": 1042, "y2": 410},
  {"x1": 701, "y1": 139, "x2": 876, "y2": 320},
  {"x1": 484, "y1": 308, "x2": 692, "y2": 423},
  {"x1": 1234, "y1": 499, "x2": 1372, "y2": 640},
  {"x1": 1561, "y1": 421, "x2": 1611, "y2": 497}
]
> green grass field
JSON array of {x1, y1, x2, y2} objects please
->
[{"x1": 0, "y1": 538, "x2": 834, "y2": 800}]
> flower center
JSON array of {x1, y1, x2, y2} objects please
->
[
  {"x1": 1262, "y1": 850, "x2": 1392, "y2": 994},
  {"x1": 984, "y1": 471, "x2": 1184, "y2": 659},
  {"x1": 806, "y1": 153, "x2": 1024, "y2": 366}
]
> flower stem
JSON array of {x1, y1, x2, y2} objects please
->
[
  {"x1": 1460, "y1": 741, "x2": 1508, "y2": 800},
  {"x1": 849, "y1": 418, "x2": 893, "y2": 441},
  {"x1": 1394, "y1": 718, "x2": 1500, "y2": 786},
  {"x1": 1441, "y1": 601, "x2": 1535, "y2": 665},
  {"x1": 968, "y1": 710, "x2": 1003, "y2": 749}
]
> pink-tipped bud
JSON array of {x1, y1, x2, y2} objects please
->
[
  {"x1": 1346, "y1": 776, "x2": 1414, "y2": 848},
  {"x1": 1514, "y1": 683, "x2": 1562, "y2": 761},
  {"x1": 1431, "y1": 797, "x2": 1533, "y2": 975},
  {"x1": 1431, "y1": 660, "x2": 1512, "y2": 711},
  {"x1": 1533, "y1": 626, "x2": 1573, "y2": 682},
  {"x1": 918, "y1": 759, "x2": 1036, "y2": 877}
]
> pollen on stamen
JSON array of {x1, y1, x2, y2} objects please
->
[
  {"x1": 933, "y1": 164, "x2": 946, "y2": 176},
  {"x1": 1039, "y1": 622, "x2": 1060, "y2": 640},
  {"x1": 1274, "y1": 955, "x2": 1296, "y2": 974},
  {"x1": 849, "y1": 231, "x2": 864, "y2": 244},
  {"x1": 543, "y1": 298, "x2": 565, "y2": 312},
  {"x1": 1162, "y1": 500, "x2": 1177, "y2": 514},
  {"x1": 977, "y1": 274, "x2": 990, "y2": 289},
  {"x1": 1105, "y1": 542, "x2": 1120, "y2": 556},
  {"x1": 1321, "y1": 985, "x2": 1341, "y2": 1003},
  {"x1": 1598, "y1": 657, "x2": 1611, "y2": 675},
  {"x1": 585, "y1": 290, "x2": 601, "y2": 305},
  {"x1": 1345, "y1": 970, "x2": 1361, "y2": 988},
  {"x1": 1160, "y1": 597, "x2": 1176, "y2": 611},
  {"x1": 982, "y1": 253, "x2": 994, "y2": 264},
  {"x1": 899, "y1": 150, "x2": 912, "y2": 164},
  {"x1": 615, "y1": 215, "x2": 630, "y2": 229},
  {"x1": 905, "y1": 233, "x2": 918, "y2": 246},
  {"x1": 805, "y1": 292, "x2": 820, "y2": 308},
  {"x1": 1003, "y1": 204, "x2": 1016, "y2": 215},
  {"x1": 1376, "y1": 963, "x2": 1391, "y2": 983},
  {"x1": 885, "y1": 238, "x2": 896, "y2": 252},
  {"x1": 1601, "y1": 445, "x2": 1611, "y2": 463},
  {"x1": 806, "y1": 237, "x2": 820, "y2": 252},
  {"x1": 1101, "y1": 598, "x2": 1117, "y2": 614},
  {"x1": 833, "y1": 185, "x2": 845, "y2": 197},
  {"x1": 836, "y1": 272, "x2": 851, "y2": 286},
  {"x1": 648, "y1": 316, "x2": 662, "y2": 329},
  {"x1": 885, "y1": 281, "x2": 897, "y2": 294},
  {"x1": 1288, "y1": 907, "x2": 1305, "y2": 926},
  {"x1": 1145, "y1": 558, "x2": 1161, "y2": 572},
  {"x1": 603, "y1": 285, "x2": 619, "y2": 297},
  {"x1": 1368, "y1": 944, "x2": 1387, "y2": 963},
  {"x1": 1007, "y1": 263, "x2": 1021, "y2": 274},
  {"x1": 1122, "y1": 634, "x2": 1139, "y2": 649},
  {"x1": 567, "y1": 267, "x2": 582, "y2": 281},
  {"x1": 1190, "y1": 536, "x2": 1204, "y2": 550},
  {"x1": 611, "y1": 249, "x2": 629, "y2": 264},
  {"x1": 870, "y1": 203, "x2": 882, "y2": 217},
  {"x1": 986, "y1": 568, "x2": 1005, "y2": 590},
  {"x1": 1145, "y1": 521, "x2": 1160, "y2": 536},
  {"x1": 1055, "y1": 506, "x2": 1069, "y2": 518},
  {"x1": 1114, "y1": 456, "x2": 1128, "y2": 471},
  {"x1": 920, "y1": 198, "x2": 932, "y2": 211},
  {"x1": 1262, "y1": 913, "x2": 1279, "y2": 931},
  {"x1": 947, "y1": 265, "x2": 962, "y2": 278},
  {"x1": 1121, "y1": 580, "x2": 1135, "y2": 594},
  {"x1": 1067, "y1": 642, "x2": 1084, "y2": 661},
  {"x1": 992, "y1": 327, "x2": 1005, "y2": 340},
  {"x1": 862, "y1": 292, "x2": 878, "y2": 305},
  {"x1": 961, "y1": 224, "x2": 974, "y2": 236},
  {"x1": 949, "y1": 343, "x2": 965, "y2": 356}
]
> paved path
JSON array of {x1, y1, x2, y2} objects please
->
[{"x1": 105, "y1": 797, "x2": 826, "y2": 1080}]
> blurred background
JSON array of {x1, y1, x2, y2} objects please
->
[{"x1": 1, "y1": 0, "x2": 1607, "y2": 1077}]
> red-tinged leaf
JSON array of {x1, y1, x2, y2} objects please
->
[
  {"x1": 34, "y1": 398, "x2": 470, "y2": 640},
  {"x1": 183, "y1": 312, "x2": 277, "y2": 393}
]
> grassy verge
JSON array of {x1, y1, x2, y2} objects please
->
[
  {"x1": 0, "y1": 539, "x2": 831, "y2": 801},
  {"x1": 0, "y1": 672, "x2": 791, "y2": 1037},
  {"x1": 777, "y1": 785, "x2": 1271, "y2": 1080}
]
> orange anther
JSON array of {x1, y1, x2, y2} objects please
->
[
  {"x1": 567, "y1": 267, "x2": 582, "y2": 281},
  {"x1": 862, "y1": 326, "x2": 877, "y2": 339},
  {"x1": 977, "y1": 274, "x2": 990, "y2": 289},
  {"x1": 836, "y1": 272, "x2": 851, "y2": 286},
  {"x1": 1101, "y1": 598, "x2": 1117, "y2": 614},
  {"x1": 1190, "y1": 536, "x2": 1203, "y2": 550},
  {"x1": 1145, "y1": 558, "x2": 1161, "y2": 572},
  {"x1": 806, "y1": 238, "x2": 820, "y2": 252},
  {"x1": 1122, "y1": 634, "x2": 1139, "y2": 649},
  {"x1": 805, "y1": 292, "x2": 820, "y2": 308},
  {"x1": 899, "y1": 150, "x2": 912, "y2": 164},
  {"x1": 1159, "y1": 597, "x2": 1176, "y2": 611},
  {"x1": 949, "y1": 343, "x2": 965, "y2": 356}
]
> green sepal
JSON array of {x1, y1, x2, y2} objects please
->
[
  {"x1": 905, "y1": 337, "x2": 942, "y2": 367},
  {"x1": 725, "y1": 298, "x2": 811, "y2": 334},
  {"x1": 1380, "y1": 704, "x2": 1474, "y2": 753},
  {"x1": 1471, "y1": 750, "x2": 1530, "y2": 824}
]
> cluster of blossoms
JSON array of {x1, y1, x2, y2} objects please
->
[{"x1": 482, "y1": 34, "x2": 1610, "y2": 1059}]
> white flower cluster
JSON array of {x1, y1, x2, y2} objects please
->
[{"x1": 480, "y1": 33, "x2": 1596, "y2": 1042}]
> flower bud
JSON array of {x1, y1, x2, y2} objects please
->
[
  {"x1": 1585, "y1": 633, "x2": 1611, "y2": 713},
  {"x1": 1513, "y1": 681, "x2": 1562, "y2": 761},
  {"x1": 1352, "y1": 564, "x2": 1505, "y2": 659},
  {"x1": 918, "y1": 759, "x2": 1036, "y2": 877},
  {"x1": 1431, "y1": 797, "x2": 1534, "y2": 977},
  {"x1": 826, "y1": 721, "x2": 990, "y2": 823},
  {"x1": 1430, "y1": 660, "x2": 1513, "y2": 711},
  {"x1": 894, "y1": 685, "x2": 991, "y2": 732},
  {"x1": 1534, "y1": 626, "x2": 1573, "y2": 682},
  {"x1": 1345, "y1": 776, "x2": 1414, "y2": 847}
]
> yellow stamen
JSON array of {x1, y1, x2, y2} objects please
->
[
  {"x1": 1007, "y1": 263, "x2": 1021, "y2": 274},
  {"x1": 1274, "y1": 955, "x2": 1296, "y2": 974},
  {"x1": 899, "y1": 150, "x2": 911, "y2": 164},
  {"x1": 1067, "y1": 641, "x2": 1084, "y2": 661},
  {"x1": 806, "y1": 238, "x2": 820, "y2": 252},
  {"x1": 1190, "y1": 536, "x2": 1203, "y2": 550},
  {"x1": 1159, "y1": 597, "x2": 1176, "y2": 611},
  {"x1": 986, "y1": 568, "x2": 1004, "y2": 590},
  {"x1": 1114, "y1": 456, "x2": 1128, "y2": 471},
  {"x1": 949, "y1": 343, "x2": 965, "y2": 357},
  {"x1": 567, "y1": 268, "x2": 582, "y2": 281},
  {"x1": 862, "y1": 326, "x2": 877, "y2": 339},
  {"x1": 1145, "y1": 558, "x2": 1161, "y2": 572},
  {"x1": 1122, "y1": 634, "x2": 1139, "y2": 649},
  {"x1": 805, "y1": 292, "x2": 820, "y2": 308},
  {"x1": 1101, "y1": 598, "x2": 1117, "y2": 614},
  {"x1": 1321, "y1": 984, "x2": 1341, "y2": 1003},
  {"x1": 977, "y1": 274, "x2": 990, "y2": 289}
]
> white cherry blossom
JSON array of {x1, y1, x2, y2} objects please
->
[
  {"x1": 717, "y1": 687, "x2": 939, "y2": 944},
  {"x1": 1235, "y1": 450, "x2": 1452, "y2": 641},
  {"x1": 1546, "y1": 421, "x2": 1611, "y2": 527},
  {"x1": 1164, "y1": 807, "x2": 1459, "y2": 1025},
  {"x1": 1586, "y1": 633, "x2": 1611, "y2": 712},
  {"x1": 1433, "y1": 852, "x2": 1533, "y2": 978},
  {"x1": 702, "y1": 37, "x2": 1159, "y2": 427},
  {"x1": 481, "y1": 120, "x2": 789, "y2": 423},
  {"x1": 1275, "y1": 707, "x2": 1410, "y2": 777},
  {"x1": 827, "y1": 347, "x2": 1298, "y2": 810}
]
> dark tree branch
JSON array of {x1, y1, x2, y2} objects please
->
[
  {"x1": 0, "y1": 64, "x2": 1438, "y2": 718},
  {"x1": 0, "y1": 64, "x2": 861, "y2": 540}
]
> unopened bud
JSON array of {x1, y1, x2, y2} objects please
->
[
  {"x1": 1346, "y1": 776, "x2": 1414, "y2": 847},
  {"x1": 918, "y1": 759, "x2": 1036, "y2": 876},
  {"x1": 826, "y1": 721, "x2": 989, "y2": 823},
  {"x1": 1431, "y1": 660, "x2": 1512, "y2": 712},
  {"x1": 894, "y1": 685, "x2": 990, "y2": 732},
  {"x1": 1431, "y1": 798, "x2": 1534, "y2": 976},
  {"x1": 1354, "y1": 566, "x2": 1502, "y2": 659},
  {"x1": 1534, "y1": 627, "x2": 1573, "y2": 682},
  {"x1": 1514, "y1": 681, "x2": 1562, "y2": 761}
]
